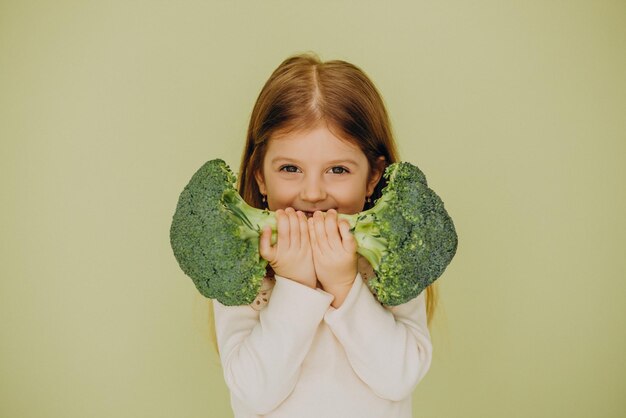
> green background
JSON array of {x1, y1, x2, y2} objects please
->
[{"x1": 1, "y1": 1, "x2": 625, "y2": 417}]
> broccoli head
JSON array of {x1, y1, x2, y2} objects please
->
[
  {"x1": 341, "y1": 162, "x2": 458, "y2": 305},
  {"x1": 169, "y1": 159, "x2": 275, "y2": 305},
  {"x1": 170, "y1": 159, "x2": 457, "y2": 306}
]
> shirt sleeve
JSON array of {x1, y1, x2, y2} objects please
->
[
  {"x1": 323, "y1": 273, "x2": 433, "y2": 401},
  {"x1": 213, "y1": 275, "x2": 334, "y2": 415}
]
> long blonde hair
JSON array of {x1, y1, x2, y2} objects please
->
[{"x1": 208, "y1": 53, "x2": 438, "y2": 350}]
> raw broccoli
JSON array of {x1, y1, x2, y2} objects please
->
[
  {"x1": 170, "y1": 159, "x2": 457, "y2": 306},
  {"x1": 343, "y1": 161, "x2": 458, "y2": 305},
  {"x1": 169, "y1": 159, "x2": 275, "y2": 306}
]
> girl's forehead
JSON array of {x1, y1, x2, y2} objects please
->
[{"x1": 265, "y1": 125, "x2": 364, "y2": 158}]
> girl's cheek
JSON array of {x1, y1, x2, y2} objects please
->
[
  {"x1": 267, "y1": 187, "x2": 297, "y2": 210},
  {"x1": 336, "y1": 188, "x2": 367, "y2": 212}
]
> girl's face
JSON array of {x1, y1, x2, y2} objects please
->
[{"x1": 255, "y1": 125, "x2": 384, "y2": 216}]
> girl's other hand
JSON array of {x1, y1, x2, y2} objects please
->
[
  {"x1": 308, "y1": 209, "x2": 358, "y2": 306},
  {"x1": 259, "y1": 208, "x2": 317, "y2": 289}
]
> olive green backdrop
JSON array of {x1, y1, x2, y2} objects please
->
[{"x1": 1, "y1": 1, "x2": 624, "y2": 417}]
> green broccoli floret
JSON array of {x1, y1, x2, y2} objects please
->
[
  {"x1": 170, "y1": 159, "x2": 457, "y2": 306},
  {"x1": 342, "y1": 161, "x2": 458, "y2": 305},
  {"x1": 169, "y1": 159, "x2": 275, "y2": 305}
]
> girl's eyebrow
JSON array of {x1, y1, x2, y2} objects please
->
[{"x1": 270, "y1": 157, "x2": 360, "y2": 166}]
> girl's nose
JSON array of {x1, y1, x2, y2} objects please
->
[{"x1": 300, "y1": 176, "x2": 327, "y2": 203}]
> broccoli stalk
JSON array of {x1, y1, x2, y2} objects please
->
[
  {"x1": 222, "y1": 188, "x2": 276, "y2": 243},
  {"x1": 170, "y1": 159, "x2": 457, "y2": 306}
]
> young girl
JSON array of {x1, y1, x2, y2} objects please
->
[{"x1": 212, "y1": 53, "x2": 436, "y2": 418}]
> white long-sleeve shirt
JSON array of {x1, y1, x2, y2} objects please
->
[{"x1": 213, "y1": 260, "x2": 432, "y2": 418}]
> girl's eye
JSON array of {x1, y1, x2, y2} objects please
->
[
  {"x1": 330, "y1": 166, "x2": 349, "y2": 174},
  {"x1": 280, "y1": 165, "x2": 300, "y2": 173}
]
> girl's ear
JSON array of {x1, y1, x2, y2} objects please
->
[
  {"x1": 366, "y1": 156, "x2": 386, "y2": 196},
  {"x1": 254, "y1": 169, "x2": 267, "y2": 195}
]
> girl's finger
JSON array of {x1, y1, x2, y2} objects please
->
[
  {"x1": 276, "y1": 209, "x2": 290, "y2": 249},
  {"x1": 313, "y1": 211, "x2": 330, "y2": 252},
  {"x1": 307, "y1": 216, "x2": 319, "y2": 253},
  {"x1": 297, "y1": 211, "x2": 310, "y2": 248},
  {"x1": 324, "y1": 209, "x2": 342, "y2": 250},
  {"x1": 285, "y1": 207, "x2": 300, "y2": 248},
  {"x1": 258, "y1": 225, "x2": 276, "y2": 262},
  {"x1": 338, "y1": 219, "x2": 357, "y2": 254}
]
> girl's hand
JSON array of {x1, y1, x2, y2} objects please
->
[
  {"x1": 308, "y1": 209, "x2": 358, "y2": 306},
  {"x1": 259, "y1": 208, "x2": 317, "y2": 289}
]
